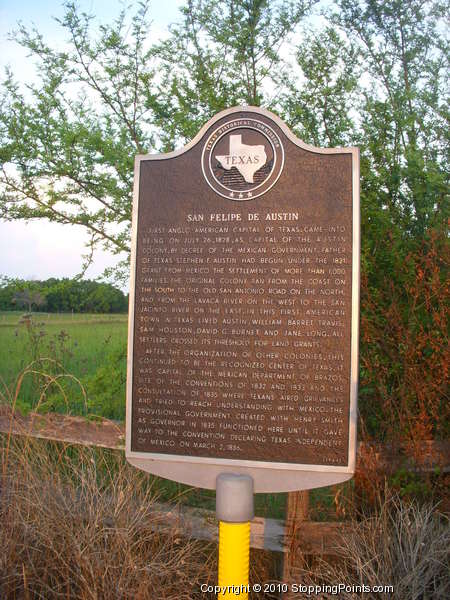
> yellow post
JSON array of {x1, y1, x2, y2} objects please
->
[
  {"x1": 216, "y1": 473, "x2": 254, "y2": 599},
  {"x1": 218, "y1": 521, "x2": 251, "y2": 598}
]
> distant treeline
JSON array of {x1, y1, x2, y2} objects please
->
[{"x1": 0, "y1": 277, "x2": 128, "y2": 313}]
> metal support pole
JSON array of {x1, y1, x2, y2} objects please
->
[{"x1": 216, "y1": 473, "x2": 254, "y2": 599}]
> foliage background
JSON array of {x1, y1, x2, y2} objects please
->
[{"x1": 0, "y1": 276, "x2": 128, "y2": 313}]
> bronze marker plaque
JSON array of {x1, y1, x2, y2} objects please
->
[{"x1": 126, "y1": 107, "x2": 360, "y2": 492}]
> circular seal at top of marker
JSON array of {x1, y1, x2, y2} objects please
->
[{"x1": 201, "y1": 117, "x2": 284, "y2": 201}]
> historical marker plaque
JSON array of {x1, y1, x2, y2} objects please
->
[{"x1": 126, "y1": 107, "x2": 359, "y2": 492}]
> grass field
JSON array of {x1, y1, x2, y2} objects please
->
[
  {"x1": 0, "y1": 311, "x2": 128, "y2": 416},
  {"x1": 0, "y1": 311, "x2": 127, "y2": 372}
]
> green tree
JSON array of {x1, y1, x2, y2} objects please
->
[
  {"x1": 84, "y1": 282, "x2": 127, "y2": 313},
  {"x1": 325, "y1": 0, "x2": 449, "y2": 444},
  {"x1": 141, "y1": 0, "x2": 316, "y2": 148},
  {"x1": 0, "y1": 0, "x2": 316, "y2": 280},
  {"x1": 0, "y1": 276, "x2": 20, "y2": 310},
  {"x1": 12, "y1": 288, "x2": 46, "y2": 312},
  {"x1": 0, "y1": 1, "x2": 158, "y2": 283},
  {"x1": 332, "y1": 0, "x2": 449, "y2": 236},
  {"x1": 280, "y1": 26, "x2": 359, "y2": 146},
  {"x1": 0, "y1": 277, "x2": 127, "y2": 313}
]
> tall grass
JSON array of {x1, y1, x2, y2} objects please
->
[
  {"x1": 0, "y1": 435, "x2": 216, "y2": 599},
  {"x1": 292, "y1": 490, "x2": 449, "y2": 599},
  {"x1": 0, "y1": 433, "x2": 277, "y2": 599},
  {"x1": 0, "y1": 312, "x2": 127, "y2": 414}
]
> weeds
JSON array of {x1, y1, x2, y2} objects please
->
[
  {"x1": 0, "y1": 436, "x2": 216, "y2": 599},
  {"x1": 0, "y1": 312, "x2": 127, "y2": 415},
  {"x1": 292, "y1": 490, "x2": 449, "y2": 599},
  {"x1": 0, "y1": 356, "x2": 87, "y2": 416}
]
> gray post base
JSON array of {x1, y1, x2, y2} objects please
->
[{"x1": 216, "y1": 473, "x2": 254, "y2": 523}]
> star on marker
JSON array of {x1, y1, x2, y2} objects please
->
[
  {"x1": 229, "y1": 192, "x2": 235, "y2": 198},
  {"x1": 239, "y1": 193, "x2": 243, "y2": 199},
  {"x1": 247, "y1": 191, "x2": 253, "y2": 198}
]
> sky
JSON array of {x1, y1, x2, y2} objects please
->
[{"x1": 0, "y1": 0, "x2": 183, "y2": 286}]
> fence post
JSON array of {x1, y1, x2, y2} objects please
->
[{"x1": 282, "y1": 491, "x2": 309, "y2": 589}]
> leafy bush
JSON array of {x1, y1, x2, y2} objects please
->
[
  {"x1": 87, "y1": 344, "x2": 127, "y2": 420},
  {"x1": 359, "y1": 228, "x2": 449, "y2": 452}
]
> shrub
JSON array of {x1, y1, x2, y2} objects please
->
[
  {"x1": 359, "y1": 228, "x2": 449, "y2": 455},
  {"x1": 87, "y1": 343, "x2": 127, "y2": 420},
  {"x1": 292, "y1": 491, "x2": 449, "y2": 599}
]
